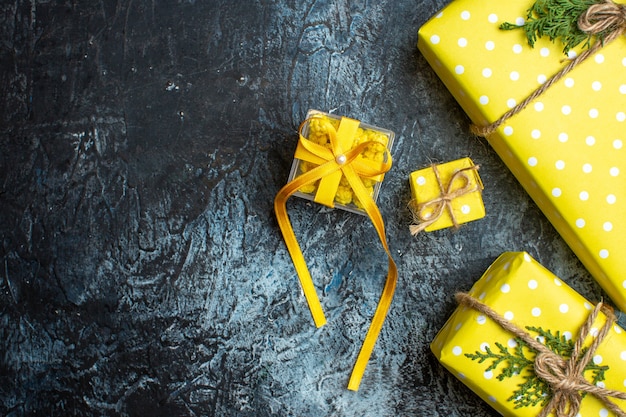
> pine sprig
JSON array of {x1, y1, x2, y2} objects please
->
[
  {"x1": 466, "y1": 341, "x2": 533, "y2": 380},
  {"x1": 500, "y1": 0, "x2": 602, "y2": 53},
  {"x1": 510, "y1": 374, "x2": 551, "y2": 408},
  {"x1": 465, "y1": 326, "x2": 611, "y2": 409},
  {"x1": 526, "y1": 326, "x2": 573, "y2": 356}
]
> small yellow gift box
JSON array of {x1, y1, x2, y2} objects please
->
[
  {"x1": 274, "y1": 110, "x2": 398, "y2": 391},
  {"x1": 418, "y1": 0, "x2": 626, "y2": 311},
  {"x1": 431, "y1": 252, "x2": 626, "y2": 417},
  {"x1": 287, "y1": 109, "x2": 395, "y2": 215},
  {"x1": 409, "y1": 157, "x2": 485, "y2": 234}
]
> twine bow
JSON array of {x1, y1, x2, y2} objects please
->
[
  {"x1": 579, "y1": 0, "x2": 626, "y2": 34},
  {"x1": 471, "y1": 0, "x2": 626, "y2": 137},
  {"x1": 456, "y1": 292, "x2": 626, "y2": 417},
  {"x1": 274, "y1": 115, "x2": 397, "y2": 391},
  {"x1": 409, "y1": 164, "x2": 482, "y2": 235}
]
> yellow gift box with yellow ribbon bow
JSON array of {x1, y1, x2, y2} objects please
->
[
  {"x1": 274, "y1": 110, "x2": 397, "y2": 391},
  {"x1": 431, "y1": 251, "x2": 626, "y2": 417},
  {"x1": 409, "y1": 157, "x2": 485, "y2": 234},
  {"x1": 287, "y1": 109, "x2": 395, "y2": 215},
  {"x1": 417, "y1": 0, "x2": 626, "y2": 312}
]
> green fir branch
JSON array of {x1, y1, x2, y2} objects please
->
[
  {"x1": 526, "y1": 326, "x2": 573, "y2": 356},
  {"x1": 499, "y1": 0, "x2": 603, "y2": 53},
  {"x1": 466, "y1": 341, "x2": 534, "y2": 380},
  {"x1": 465, "y1": 326, "x2": 611, "y2": 409},
  {"x1": 509, "y1": 374, "x2": 551, "y2": 408}
]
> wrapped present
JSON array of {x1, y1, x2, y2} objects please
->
[
  {"x1": 408, "y1": 157, "x2": 485, "y2": 234},
  {"x1": 274, "y1": 110, "x2": 397, "y2": 391},
  {"x1": 417, "y1": 0, "x2": 626, "y2": 311},
  {"x1": 287, "y1": 109, "x2": 395, "y2": 215},
  {"x1": 431, "y1": 252, "x2": 626, "y2": 417}
]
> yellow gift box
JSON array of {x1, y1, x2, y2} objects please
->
[
  {"x1": 274, "y1": 110, "x2": 397, "y2": 391},
  {"x1": 287, "y1": 109, "x2": 395, "y2": 215},
  {"x1": 431, "y1": 251, "x2": 626, "y2": 417},
  {"x1": 409, "y1": 157, "x2": 485, "y2": 233},
  {"x1": 417, "y1": 1, "x2": 626, "y2": 311}
]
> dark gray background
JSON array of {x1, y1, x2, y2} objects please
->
[{"x1": 1, "y1": 1, "x2": 620, "y2": 416}]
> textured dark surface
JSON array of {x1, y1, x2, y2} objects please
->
[{"x1": 1, "y1": 1, "x2": 621, "y2": 416}]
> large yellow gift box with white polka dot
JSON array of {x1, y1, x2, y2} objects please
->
[
  {"x1": 417, "y1": 0, "x2": 626, "y2": 312},
  {"x1": 431, "y1": 252, "x2": 626, "y2": 417}
]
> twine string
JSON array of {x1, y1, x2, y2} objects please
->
[
  {"x1": 455, "y1": 292, "x2": 626, "y2": 417},
  {"x1": 579, "y1": 0, "x2": 626, "y2": 34},
  {"x1": 409, "y1": 165, "x2": 481, "y2": 235},
  {"x1": 471, "y1": 0, "x2": 626, "y2": 137}
]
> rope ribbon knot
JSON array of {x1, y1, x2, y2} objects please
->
[
  {"x1": 471, "y1": 0, "x2": 626, "y2": 137},
  {"x1": 409, "y1": 164, "x2": 482, "y2": 235},
  {"x1": 274, "y1": 115, "x2": 397, "y2": 391},
  {"x1": 456, "y1": 292, "x2": 626, "y2": 417},
  {"x1": 579, "y1": 0, "x2": 626, "y2": 34}
]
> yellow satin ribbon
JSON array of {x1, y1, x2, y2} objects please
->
[{"x1": 274, "y1": 114, "x2": 397, "y2": 391}]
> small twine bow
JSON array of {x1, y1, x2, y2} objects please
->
[
  {"x1": 471, "y1": 0, "x2": 626, "y2": 137},
  {"x1": 409, "y1": 164, "x2": 482, "y2": 235},
  {"x1": 456, "y1": 292, "x2": 626, "y2": 417},
  {"x1": 580, "y1": 0, "x2": 626, "y2": 34}
]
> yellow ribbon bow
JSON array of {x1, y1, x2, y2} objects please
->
[{"x1": 274, "y1": 114, "x2": 397, "y2": 391}]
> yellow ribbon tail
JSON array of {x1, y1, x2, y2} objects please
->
[
  {"x1": 274, "y1": 167, "x2": 332, "y2": 328},
  {"x1": 274, "y1": 129, "x2": 396, "y2": 391},
  {"x1": 343, "y1": 164, "x2": 397, "y2": 391},
  {"x1": 347, "y1": 257, "x2": 397, "y2": 391}
]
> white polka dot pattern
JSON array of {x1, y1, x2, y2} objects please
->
[
  {"x1": 430, "y1": 252, "x2": 626, "y2": 417},
  {"x1": 418, "y1": 0, "x2": 626, "y2": 311}
]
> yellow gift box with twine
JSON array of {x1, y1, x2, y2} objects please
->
[
  {"x1": 408, "y1": 157, "x2": 485, "y2": 234},
  {"x1": 417, "y1": 0, "x2": 626, "y2": 311},
  {"x1": 431, "y1": 251, "x2": 626, "y2": 417},
  {"x1": 274, "y1": 110, "x2": 397, "y2": 391}
]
